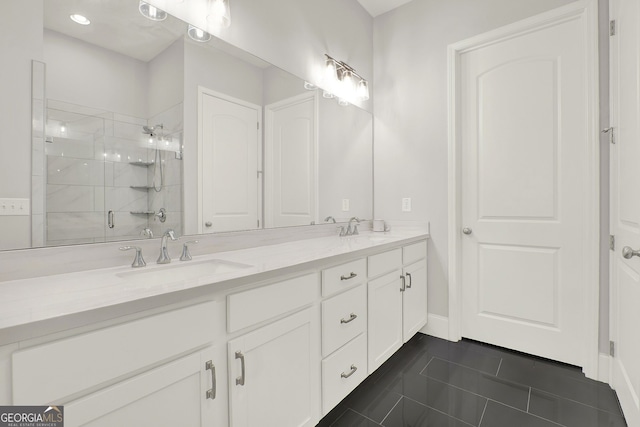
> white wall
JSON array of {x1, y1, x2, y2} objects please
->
[
  {"x1": 44, "y1": 30, "x2": 148, "y2": 118},
  {"x1": 147, "y1": 39, "x2": 184, "y2": 119},
  {"x1": 0, "y1": 0, "x2": 43, "y2": 250},
  {"x1": 374, "y1": 0, "x2": 612, "y2": 353}
]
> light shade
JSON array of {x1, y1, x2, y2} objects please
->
[
  {"x1": 139, "y1": 1, "x2": 167, "y2": 21},
  {"x1": 357, "y1": 80, "x2": 370, "y2": 101},
  {"x1": 207, "y1": 0, "x2": 231, "y2": 28},
  {"x1": 188, "y1": 25, "x2": 211, "y2": 42}
]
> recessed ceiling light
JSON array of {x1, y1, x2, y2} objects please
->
[
  {"x1": 70, "y1": 14, "x2": 90, "y2": 25},
  {"x1": 188, "y1": 25, "x2": 211, "y2": 43},
  {"x1": 139, "y1": 1, "x2": 167, "y2": 21}
]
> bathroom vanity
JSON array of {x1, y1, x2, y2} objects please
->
[{"x1": 0, "y1": 227, "x2": 428, "y2": 426}]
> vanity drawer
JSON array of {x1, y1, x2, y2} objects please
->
[
  {"x1": 322, "y1": 284, "x2": 366, "y2": 357},
  {"x1": 322, "y1": 258, "x2": 366, "y2": 297},
  {"x1": 12, "y1": 301, "x2": 217, "y2": 404},
  {"x1": 228, "y1": 272, "x2": 318, "y2": 333},
  {"x1": 321, "y1": 333, "x2": 367, "y2": 415},
  {"x1": 368, "y1": 248, "x2": 402, "y2": 278},
  {"x1": 403, "y1": 241, "x2": 427, "y2": 264}
]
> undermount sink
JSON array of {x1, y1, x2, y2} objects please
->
[{"x1": 116, "y1": 259, "x2": 252, "y2": 286}]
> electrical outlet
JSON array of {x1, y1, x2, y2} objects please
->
[
  {"x1": 342, "y1": 198, "x2": 350, "y2": 211},
  {"x1": 0, "y1": 198, "x2": 30, "y2": 216},
  {"x1": 402, "y1": 198, "x2": 412, "y2": 212}
]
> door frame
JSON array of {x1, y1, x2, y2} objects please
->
[
  {"x1": 263, "y1": 91, "x2": 319, "y2": 228},
  {"x1": 197, "y1": 86, "x2": 263, "y2": 234},
  {"x1": 447, "y1": 0, "x2": 600, "y2": 378}
]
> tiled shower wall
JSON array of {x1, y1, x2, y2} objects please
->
[{"x1": 41, "y1": 100, "x2": 183, "y2": 246}]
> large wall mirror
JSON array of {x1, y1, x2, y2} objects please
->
[{"x1": 15, "y1": 0, "x2": 373, "y2": 249}]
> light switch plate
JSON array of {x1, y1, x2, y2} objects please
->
[
  {"x1": 342, "y1": 199, "x2": 350, "y2": 212},
  {"x1": 0, "y1": 198, "x2": 30, "y2": 216},
  {"x1": 402, "y1": 198, "x2": 412, "y2": 212}
]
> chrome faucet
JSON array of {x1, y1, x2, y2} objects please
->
[
  {"x1": 324, "y1": 216, "x2": 337, "y2": 224},
  {"x1": 141, "y1": 227, "x2": 154, "y2": 238},
  {"x1": 158, "y1": 229, "x2": 178, "y2": 264},
  {"x1": 346, "y1": 217, "x2": 360, "y2": 236}
]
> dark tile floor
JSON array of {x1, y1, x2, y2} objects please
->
[{"x1": 317, "y1": 334, "x2": 627, "y2": 427}]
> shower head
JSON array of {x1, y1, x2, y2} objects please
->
[{"x1": 142, "y1": 124, "x2": 163, "y2": 136}]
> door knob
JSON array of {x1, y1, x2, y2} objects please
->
[
  {"x1": 462, "y1": 227, "x2": 472, "y2": 235},
  {"x1": 205, "y1": 221, "x2": 212, "y2": 227},
  {"x1": 622, "y1": 246, "x2": 640, "y2": 259}
]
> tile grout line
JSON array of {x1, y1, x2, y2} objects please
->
[
  {"x1": 477, "y1": 400, "x2": 488, "y2": 427},
  {"x1": 379, "y1": 395, "x2": 403, "y2": 425},
  {"x1": 526, "y1": 387, "x2": 531, "y2": 412},
  {"x1": 418, "y1": 356, "x2": 501, "y2": 378},
  {"x1": 345, "y1": 409, "x2": 383, "y2": 426},
  {"x1": 527, "y1": 386, "x2": 626, "y2": 417},
  {"x1": 418, "y1": 356, "x2": 435, "y2": 376},
  {"x1": 495, "y1": 358, "x2": 503, "y2": 376},
  {"x1": 400, "y1": 395, "x2": 476, "y2": 427},
  {"x1": 328, "y1": 407, "x2": 350, "y2": 427}
]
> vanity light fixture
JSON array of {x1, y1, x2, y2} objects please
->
[
  {"x1": 207, "y1": 0, "x2": 231, "y2": 28},
  {"x1": 188, "y1": 25, "x2": 211, "y2": 42},
  {"x1": 70, "y1": 14, "x2": 90, "y2": 25},
  {"x1": 303, "y1": 81, "x2": 317, "y2": 90},
  {"x1": 323, "y1": 54, "x2": 369, "y2": 105},
  {"x1": 139, "y1": 1, "x2": 167, "y2": 21}
]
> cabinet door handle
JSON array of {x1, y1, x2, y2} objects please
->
[
  {"x1": 108, "y1": 210, "x2": 115, "y2": 229},
  {"x1": 341, "y1": 364, "x2": 358, "y2": 379},
  {"x1": 400, "y1": 275, "x2": 406, "y2": 292},
  {"x1": 235, "y1": 351, "x2": 245, "y2": 386},
  {"x1": 340, "y1": 272, "x2": 357, "y2": 280},
  {"x1": 340, "y1": 313, "x2": 358, "y2": 324},
  {"x1": 205, "y1": 360, "x2": 216, "y2": 399},
  {"x1": 406, "y1": 272, "x2": 412, "y2": 289}
]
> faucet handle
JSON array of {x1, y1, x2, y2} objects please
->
[
  {"x1": 337, "y1": 226, "x2": 347, "y2": 237},
  {"x1": 180, "y1": 240, "x2": 199, "y2": 261},
  {"x1": 120, "y1": 246, "x2": 146, "y2": 268}
]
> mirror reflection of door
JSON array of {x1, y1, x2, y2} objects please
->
[
  {"x1": 264, "y1": 93, "x2": 318, "y2": 228},
  {"x1": 199, "y1": 88, "x2": 261, "y2": 233}
]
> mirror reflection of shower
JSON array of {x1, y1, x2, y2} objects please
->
[{"x1": 142, "y1": 124, "x2": 165, "y2": 193}]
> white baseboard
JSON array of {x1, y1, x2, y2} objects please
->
[
  {"x1": 420, "y1": 314, "x2": 449, "y2": 340},
  {"x1": 598, "y1": 352, "x2": 610, "y2": 384}
]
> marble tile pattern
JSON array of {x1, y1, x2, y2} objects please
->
[
  {"x1": 318, "y1": 335, "x2": 627, "y2": 427},
  {"x1": 0, "y1": 227, "x2": 428, "y2": 333}
]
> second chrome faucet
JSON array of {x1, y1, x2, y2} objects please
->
[{"x1": 158, "y1": 229, "x2": 178, "y2": 264}]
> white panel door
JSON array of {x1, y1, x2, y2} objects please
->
[
  {"x1": 459, "y1": 10, "x2": 592, "y2": 366},
  {"x1": 227, "y1": 307, "x2": 320, "y2": 427},
  {"x1": 264, "y1": 93, "x2": 317, "y2": 228},
  {"x1": 610, "y1": 0, "x2": 640, "y2": 424},
  {"x1": 200, "y1": 90, "x2": 260, "y2": 233}
]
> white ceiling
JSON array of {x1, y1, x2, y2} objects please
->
[{"x1": 356, "y1": 0, "x2": 415, "y2": 17}]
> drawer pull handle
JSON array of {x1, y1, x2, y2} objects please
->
[
  {"x1": 406, "y1": 272, "x2": 412, "y2": 289},
  {"x1": 340, "y1": 272, "x2": 358, "y2": 280},
  {"x1": 205, "y1": 360, "x2": 216, "y2": 399},
  {"x1": 341, "y1": 365, "x2": 358, "y2": 379},
  {"x1": 340, "y1": 313, "x2": 358, "y2": 324},
  {"x1": 400, "y1": 275, "x2": 406, "y2": 292},
  {"x1": 235, "y1": 351, "x2": 246, "y2": 386}
]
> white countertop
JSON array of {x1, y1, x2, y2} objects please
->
[{"x1": 0, "y1": 228, "x2": 428, "y2": 334}]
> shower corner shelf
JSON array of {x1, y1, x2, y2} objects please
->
[
  {"x1": 129, "y1": 185, "x2": 153, "y2": 190},
  {"x1": 129, "y1": 161, "x2": 154, "y2": 167},
  {"x1": 130, "y1": 211, "x2": 155, "y2": 215}
]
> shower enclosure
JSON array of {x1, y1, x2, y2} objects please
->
[{"x1": 31, "y1": 96, "x2": 183, "y2": 247}]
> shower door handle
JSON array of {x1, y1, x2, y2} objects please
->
[{"x1": 108, "y1": 210, "x2": 115, "y2": 229}]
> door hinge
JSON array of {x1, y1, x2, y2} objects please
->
[
  {"x1": 610, "y1": 20, "x2": 616, "y2": 36},
  {"x1": 602, "y1": 127, "x2": 615, "y2": 144},
  {"x1": 610, "y1": 235, "x2": 615, "y2": 251},
  {"x1": 610, "y1": 340, "x2": 615, "y2": 357}
]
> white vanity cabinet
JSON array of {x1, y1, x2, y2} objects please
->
[
  {"x1": 368, "y1": 241, "x2": 428, "y2": 372},
  {"x1": 11, "y1": 301, "x2": 227, "y2": 427},
  {"x1": 320, "y1": 259, "x2": 368, "y2": 415},
  {"x1": 226, "y1": 273, "x2": 321, "y2": 427}
]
